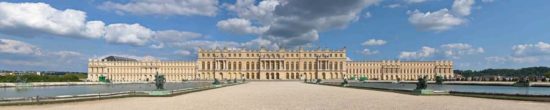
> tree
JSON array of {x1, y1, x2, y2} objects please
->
[
  {"x1": 544, "y1": 71, "x2": 550, "y2": 78},
  {"x1": 455, "y1": 66, "x2": 550, "y2": 77}
]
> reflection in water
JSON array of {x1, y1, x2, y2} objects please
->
[
  {"x1": 349, "y1": 82, "x2": 550, "y2": 95},
  {"x1": 14, "y1": 86, "x2": 30, "y2": 93},
  {"x1": 0, "y1": 82, "x2": 212, "y2": 98}
]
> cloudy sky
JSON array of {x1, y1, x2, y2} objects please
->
[{"x1": 0, "y1": 0, "x2": 548, "y2": 72}]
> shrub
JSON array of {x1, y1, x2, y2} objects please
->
[{"x1": 359, "y1": 76, "x2": 367, "y2": 82}]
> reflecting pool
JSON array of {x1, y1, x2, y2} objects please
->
[
  {"x1": 0, "y1": 82, "x2": 211, "y2": 98},
  {"x1": 348, "y1": 82, "x2": 550, "y2": 95}
]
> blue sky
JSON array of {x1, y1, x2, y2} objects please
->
[{"x1": 0, "y1": 0, "x2": 548, "y2": 72}]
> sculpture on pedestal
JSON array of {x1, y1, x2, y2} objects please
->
[
  {"x1": 154, "y1": 72, "x2": 166, "y2": 90},
  {"x1": 212, "y1": 78, "x2": 221, "y2": 85},
  {"x1": 415, "y1": 75, "x2": 428, "y2": 90},
  {"x1": 435, "y1": 75, "x2": 444, "y2": 85},
  {"x1": 341, "y1": 78, "x2": 348, "y2": 86}
]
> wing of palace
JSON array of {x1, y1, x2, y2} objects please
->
[{"x1": 87, "y1": 48, "x2": 453, "y2": 82}]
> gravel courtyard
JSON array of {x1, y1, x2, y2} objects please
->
[{"x1": 2, "y1": 81, "x2": 550, "y2": 110}]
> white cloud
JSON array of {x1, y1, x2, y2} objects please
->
[
  {"x1": 224, "y1": 0, "x2": 279, "y2": 24},
  {"x1": 222, "y1": 0, "x2": 380, "y2": 48},
  {"x1": 405, "y1": 0, "x2": 428, "y2": 4},
  {"x1": 452, "y1": 0, "x2": 475, "y2": 17},
  {"x1": 0, "y1": 2, "x2": 206, "y2": 47},
  {"x1": 364, "y1": 12, "x2": 372, "y2": 18},
  {"x1": 150, "y1": 43, "x2": 164, "y2": 49},
  {"x1": 359, "y1": 39, "x2": 386, "y2": 55},
  {"x1": 217, "y1": 18, "x2": 268, "y2": 35},
  {"x1": 386, "y1": 4, "x2": 402, "y2": 8},
  {"x1": 0, "y1": 39, "x2": 41, "y2": 55},
  {"x1": 51, "y1": 51, "x2": 82, "y2": 58},
  {"x1": 512, "y1": 42, "x2": 550, "y2": 56},
  {"x1": 440, "y1": 43, "x2": 484, "y2": 59},
  {"x1": 486, "y1": 42, "x2": 549, "y2": 64},
  {"x1": 408, "y1": 9, "x2": 465, "y2": 31},
  {"x1": 407, "y1": 0, "x2": 475, "y2": 32},
  {"x1": 486, "y1": 56, "x2": 540, "y2": 63},
  {"x1": 95, "y1": 54, "x2": 165, "y2": 61},
  {"x1": 0, "y1": 38, "x2": 87, "y2": 70},
  {"x1": 174, "y1": 50, "x2": 192, "y2": 56},
  {"x1": 485, "y1": 56, "x2": 507, "y2": 62},
  {"x1": 0, "y1": 2, "x2": 105, "y2": 39},
  {"x1": 362, "y1": 39, "x2": 387, "y2": 46},
  {"x1": 0, "y1": 39, "x2": 86, "y2": 58},
  {"x1": 508, "y1": 56, "x2": 541, "y2": 63},
  {"x1": 170, "y1": 38, "x2": 282, "y2": 56},
  {"x1": 104, "y1": 23, "x2": 155, "y2": 46},
  {"x1": 399, "y1": 46, "x2": 436, "y2": 59},
  {"x1": 241, "y1": 38, "x2": 279, "y2": 49},
  {"x1": 100, "y1": 0, "x2": 219, "y2": 16},
  {"x1": 173, "y1": 40, "x2": 242, "y2": 51},
  {"x1": 360, "y1": 48, "x2": 379, "y2": 55},
  {"x1": 399, "y1": 43, "x2": 483, "y2": 60}
]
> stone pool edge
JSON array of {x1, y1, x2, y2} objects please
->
[
  {"x1": 0, "y1": 82, "x2": 246, "y2": 106},
  {"x1": 306, "y1": 82, "x2": 550, "y2": 102}
]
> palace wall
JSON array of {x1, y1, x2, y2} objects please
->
[{"x1": 87, "y1": 48, "x2": 453, "y2": 82}]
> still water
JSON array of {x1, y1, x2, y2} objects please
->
[
  {"x1": 0, "y1": 82, "x2": 212, "y2": 98},
  {"x1": 348, "y1": 82, "x2": 550, "y2": 95}
]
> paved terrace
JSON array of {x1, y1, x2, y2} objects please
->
[{"x1": 2, "y1": 81, "x2": 550, "y2": 110}]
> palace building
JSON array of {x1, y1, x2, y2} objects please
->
[
  {"x1": 88, "y1": 56, "x2": 196, "y2": 82},
  {"x1": 87, "y1": 48, "x2": 453, "y2": 82}
]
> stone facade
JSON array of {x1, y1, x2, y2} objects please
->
[
  {"x1": 346, "y1": 60, "x2": 453, "y2": 80},
  {"x1": 87, "y1": 48, "x2": 453, "y2": 82},
  {"x1": 87, "y1": 56, "x2": 196, "y2": 82},
  {"x1": 197, "y1": 48, "x2": 347, "y2": 80}
]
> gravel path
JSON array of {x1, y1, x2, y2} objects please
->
[{"x1": 2, "y1": 81, "x2": 550, "y2": 110}]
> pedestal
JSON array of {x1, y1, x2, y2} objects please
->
[
  {"x1": 413, "y1": 89, "x2": 434, "y2": 95},
  {"x1": 147, "y1": 90, "x2": 171, "y2": 96}
]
